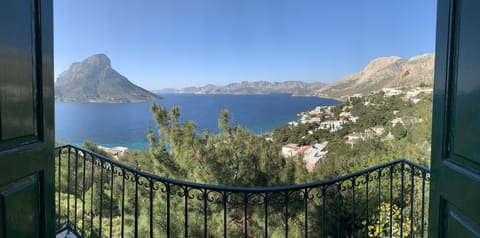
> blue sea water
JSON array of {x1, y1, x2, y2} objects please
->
[{"x1": 55, "y1": 94, "x2": 339, "y2": 150}]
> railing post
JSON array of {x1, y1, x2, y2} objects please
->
[
  {"x1": 56, "y1": 147, "x2": 61, "y2": 230},
  {"x1": 110, "y1": 163, "x2": 114, "y2": 238},
  {"x1": 134, "y1": 174, "x2": 139, "y2": 238},
  {"x1": 81, "y1": 151, "x2": 86, "y2": 237},
  {"x1": 99, "y1": 160, "x2": 104, "y2": 236},
  {"x1": 351, "y1": 177, "x2": 356, "y2": 235},
  {"x1": 67, "y1": 146, "x2": 71, "y2": 229},
  {"x1": 166, "y1": 183, "x2": 171, "y2": 238},
  {"x1": 389, "y1": 165, "x2": 393, "y2": 237},
  {"x1": 365, "y1": 172, "x2": 369, "y2": 238},
  {"x1": 121, "y1": 168, "x2": 125, "y2": 238},
  {"x1": 90, "y1": 153, "x2": 95, "y2": 237},
  {"x1": 149, "y1": 179, "x2": 154, "y2": 238},
  {"x1": 284, "y1": 191, "x2": 289, "y2": 238},
  {"x1": 74, "y1": 148, "x2": 78, "y2": 230},
  {"x1": 322, "y1": 186, "x2": 326, "y2": 238},
  {"x1": 409, "y1": 164, "x2": 415, "y2": 238},
  {"x1": 400, "y1": 162, "x2": 405, "y2": 238},
  {"x1": 244, "y1": 192, "x2": 248, "y2": 238},
  {"x1": 421, "y1": 170, "x2": 427, "y2": 238},
  {"x1": 184, "y1": 187, "x2": 189, "y2": 238},
  {"x1": 203, "y1": 189, "x2": 208, "y2": 238},
  {"x1": 304, "y1": 188, "x2": 308, "y2": 238},
  {"x1": 223, "y1": 191, "x2": 227, "y2": 238},
  {"x1": 264, "y1": 192, "x2": 269, "y2": 238}
]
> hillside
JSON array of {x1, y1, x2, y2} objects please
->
[
  {"x1": 174, "y1": 81, "x2": 326, "y2": 95},
  {"x1": 316, "y1": 53, "x2": 434, "y2": 99},
  {"x1": 55, "y1": 54, "x2": 160, "y2": 103}
]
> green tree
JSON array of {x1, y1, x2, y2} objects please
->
[{"x1": 391, "y1": 123, "x2": 407, "y2": 139}]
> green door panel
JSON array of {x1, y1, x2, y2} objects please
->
[
  {"x1": 450, "y1": 0, "x2": 480, "y2": 171},
  {"x1": 0, "y1": 0, "x2": 54, "y2": 237},
  {"x1": 0, "y1": 175, "x2": 40, "y2": 238},
  {"x1": 445, "y1": 202, "x2": 480, "y2": 237},
  {"x1": 429, "y1": 0, "x2": 480, "y2": 237},
  {"x1": 438, "y1": 161, "x2": 480, "y2": 224},
  {"x1": 0, "y1": 0, "x2": 37, "y2": 142}
]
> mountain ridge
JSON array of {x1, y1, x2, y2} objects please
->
[
  {"x1": 155, "y1": 52, "x2": 434, "y2": 99},
  {"x1": 55, "y1": 54, "x2": 160, "y2": 103},
  {"x1": 155, "y1": 81, "x2": 326, "y2": 95},
  {"x1": 315, "y1": 53, "x2": 434, "y2": 99}
]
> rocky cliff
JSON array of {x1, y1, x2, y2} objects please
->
[
  {"x1": 316, "y1": 53, "x2": 434, "y2": 99},
  {"x1": 55, "y1": 54, "x2": 160, "y2": 103}
]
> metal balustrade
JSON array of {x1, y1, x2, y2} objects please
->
[{"x1": 55, "y1": 144, "x2": 430, "y2": 237}]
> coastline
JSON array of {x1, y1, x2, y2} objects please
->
[{"x1": 55, "y1": 94, "x2": 339, "y2": 151}]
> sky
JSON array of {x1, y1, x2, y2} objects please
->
[{"x1": 54, "y1": 0, "x2": 437, "y2": 90}]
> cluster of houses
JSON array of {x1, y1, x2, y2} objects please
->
[
  {"x1": 282, "y1": 87, "x2": 433, "y2": 172},
  {"x1": 381, "y1": 87, "x2": 433, "y2": 103},
  {"x1": 297, "y1": 106, "x2": 358, "y2": 133}
]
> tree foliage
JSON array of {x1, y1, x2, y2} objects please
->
[{"x1": 56, "y1": 90, "x2": 432, "y2": 237}]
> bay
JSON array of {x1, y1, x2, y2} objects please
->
[{"x1": 55, "y1": 94, "x2": 339, "y2": 150}]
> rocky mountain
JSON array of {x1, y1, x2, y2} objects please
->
[
  {"x1": 175, "y1": 81, "x2": 326, "y2": 95},
  {"x1": 316, "y1": 53, "x2": 434, "y2": 99},
  {"x1": 55, "y1": 54, "x2": 160, "y2": 103}
]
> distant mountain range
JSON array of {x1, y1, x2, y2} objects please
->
[
  {"x1": 315, "y1": 53, "x2": 434, "y2": 99},
  {"x1": 156, "y1": 53, "x2": 434, "y2": 99},
  {"x1": 56, "y1": 52, "x2": 434, "y2": 103},
  {"x1": 154, "y1": 81, "x2": 327, "y2": 95},
  {"x1": 55, "y1": 54, "x2": 160, "y2": 103}
]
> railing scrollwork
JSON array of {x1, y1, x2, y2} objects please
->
[{"x1": 55, "y1": 144, "x2": 430, "y2": 238}]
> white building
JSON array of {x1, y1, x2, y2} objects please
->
[
  {"x1": 343, "y1": 133, "x2": 363, "y2": 144},
  {"x1": 302, "y1": 142, "x2": 328, "y2": 172},
  {"x1": 319, "y1": 120, "x2": 347, "y2": 132},
  {"x1": 281, "y1": 144, "x2": 311, "y2": 158},
  {"x1": 382, "y1": 88, "x2": 403, "y2": 97},
  {"x1": 349, "y1": 116, "x2": 359, "y2": 123},
  {"x1": 406, "y1": 88, "x2": 434, "y2": 98}
]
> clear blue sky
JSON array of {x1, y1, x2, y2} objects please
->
[{"x1": 54, "y1": 0, "x2": 437, "y2": 90}]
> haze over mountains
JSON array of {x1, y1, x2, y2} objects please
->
[
  {"x1": 159, "y1": 52, "x2": 434, "y2": 99},
  {"x1": 55, "y1": 54, "x2": 160, "y2": 103}
]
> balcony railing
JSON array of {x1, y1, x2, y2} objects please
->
[{"x1": 55, "y1": 144, "x2": 430, "y2": 237}]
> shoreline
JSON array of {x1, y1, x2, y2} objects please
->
[{"x1": 56, "y1": 94, "x2": 339, "y2": 151}]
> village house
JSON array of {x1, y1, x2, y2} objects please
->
[
  {"x1": 349, "y1": 116, "x2": 359, "y2": 123},
  {"x1": 301, "y1": 117, "x2": 322, "y2": 124},
  {"x1": 288, "y1": 121, "x2": 299, "y2": 127},
  {"x1": 344, "y1": 133, "x2": 363, "y2": 144},
  {"x1": 365, "y1": 127, "x2": 385, "y2": 138},
  {"x1": 281, "y1": 144, "x2": 311, "y2": 158},
  {"x1": 406, "y1": 87, "x2": 434, "y2": 98},
  {"x1": 339, "y1": 111, "x2": 352, "y2": 118},
  {"x1": 302, "y1": 142, "x2": 328, "y2": 172},
  {"x1": 381, "y1": 88, "x2": 403, "y2": 97},
  {"x1": 319, "y1": 119, "x2": 348, "y2": 132}
]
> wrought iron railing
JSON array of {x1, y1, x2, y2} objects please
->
[{"x1": 55, "y1": 144, "x2": 430, "y2": 237}]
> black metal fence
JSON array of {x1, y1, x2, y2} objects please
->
[{"x1": 55, "y1": 144, "x2": 430, "y2": 237}]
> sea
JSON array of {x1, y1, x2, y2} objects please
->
[{"x1": 55, "y1": 94, "x2": 339, "y2": 150}]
